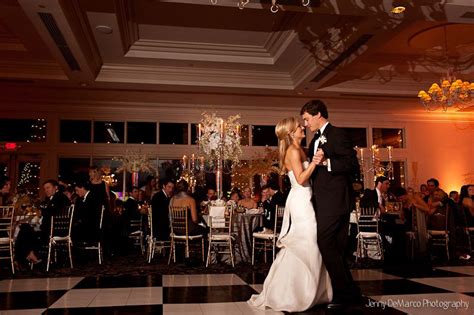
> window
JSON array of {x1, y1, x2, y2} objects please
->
[
  {"x1": 127, "y1": 122, "x2": 156, "y2": 144},
  {"x1": 0, "y1": 163, "x2": 7, "y2": 178},
  {"x1": 240, "y1": 125, "x2": 250, "y2": 146},
  {"x1": 0, "y1": 119, "x2": 47, "y2": 142},
  {"x1": 60, "y1": 120, "x2": 91, "y2": 143},
  {"x1": 191, "y1": 123, "x2": 199, "y2": 145},
  {"x1": 18, "y1": 161, "x2": 41, "y2": 197},
  {"x1": 58, "y1": 158, "x2": 90, "y2": 183},
  {"x1": 252, "y1": 125, "x2": 277, "y2": 146},
  {"x1": 94, "y1": 121, "x2": 124, "y2": 143},
  {"x1": 342, "y1": 128, "x2": 367, "y2": 148},
  {"x1": 160, "y1": 123, "x2": 188, "y2": 145},
  {"x1": 372, "y1": 128, "x2": 404, "y2": 148}
]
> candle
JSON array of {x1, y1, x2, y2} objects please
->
[
  {"x1": 387, "y1": 146, "x2": 393, "y2": 160},
  {"x1": 236, "y1": 124, "x2": 241, "y2": 136},
  {"x1": 182, "y1": 155, "x2": 188, "y2": 169},
  {"x1": 191, "y1": 153, "x2": 195, "y2": 170},
  {"x1": 219, "y1": 119, "x2": 224, "y2": 138},
  {"x1": 198, "y1": 123, "x2": 202, "y2": 140},
  {"x1": 359, "y1": 147, "x2": 364, "y2": 163}
]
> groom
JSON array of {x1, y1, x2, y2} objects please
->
[{"x1": 301, "y1": 100, "x2": 362, "y2": 309}]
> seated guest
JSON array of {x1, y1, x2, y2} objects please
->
[
  {"x1": 151, "y1": 179, "x2": 175, "y2": 241},
  {"x1": 73, "y1": 182, "x2": 102, "y2": 244},
  {"x1": 255, "y1": 183, "x2": 286, "y2": 233},
  {"x1": 459, "y1": 184, "x2": 474, "y2": 225},
  {"x1": 360, "y1": 176, "x2": 390, "y2": 212},
  {"x1": 238, "y1": 187, "x2": 257, "y2": 210},
  {"x1": 226, "y1": 190, "x2": 240, "y2": 212},
  {"x1": 140, "y1": 175, "x2": 156, "y2": 202},
  {"x1": 424, "y1": 178, "x2": 440, "y2": 203},
  {"x1": 123, "y1": 186, "x2": 141, "y2": 229},
  {"x1": 427, "y1": 188, "x2": 456, "y2": 258},
  {"x1": 0, "y1": 176, "x2": 12, "y2": 206},
  {"x1": 449, "y1": 191, "x2": 460, "y2": 204},
  {"x1": 15, "y1": 179, "x2": 70, "y2": 265},
  {"x1": 170, "y1": 180, "x2": 207, "y2": 236}
]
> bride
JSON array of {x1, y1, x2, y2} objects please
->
[{"x1": 248, "y1": 117, "x2": 333, "y2": 312}]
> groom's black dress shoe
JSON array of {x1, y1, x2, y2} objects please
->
[{"x1": 327, "y1": 302, "x2": 344, "y2": 310}]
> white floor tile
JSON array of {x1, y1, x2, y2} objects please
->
[
  {"x1": 199, "y1": 302, "x2": 241, "y2": 314},
  {"x1": 88, "y1": 288, "x2": 132, "y2": 307},
  {"x1": 370, "y1": 293, "x2": 473, "y2": 315},
  {"x1": 351, "y1": 269, "x2": 401, "y2": 281},
  {"x1": 410, "y1": 277, "x2": 474, "y2": 292},
  {"x1": 163, "y1": 274, "x2": 245, "y2": 287},
  {"x1": 126, "y1": 287, "x2": 162, "y2": 305},
  {"x1": 234, "y1": 301, "x2": 284, "y2": 314},
  {"x1": 163, "y1": 303, "x2": 203, "y2": 314},
  {"x1": 49, "y1": 288, "x2": 100, "y2": 308},
  {"x1": 0, "y1": 277, "x2": 83, "y2": 292},
  {"x1": 435, "y1": 266, "x2": 474, "y2": 276}
]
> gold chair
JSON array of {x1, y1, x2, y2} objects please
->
[
  {"x1": 0, "y1": 206, "x2": 15, "y2": 274},
  {"x1": 355, "y1": 207, "x2": 383, "y2": 261},
  {"x1": 146, "y1": 206, "x2": 171, "y2": 263},
  {"x1": 206, "y1": 206, "x2": 234, "y2": 267},
  {"x1": 168, "y1": 206, "x2": 205, "y2": 264},
  {"x1": 251, "y1": 205, "x2": 285, "y2": 265},
  {"x1": 427, "y1": 205, "x2": 450, "y2": 260},
  {"x1": 46, "y1": 205, "x2": 75, "y2": 272},
  {"x1": 84, "y1": 205, "x2": 105, "y2": 264}
]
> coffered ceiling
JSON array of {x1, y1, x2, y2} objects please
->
[{"x1": 0, "y1": 0, "x2": 473, "y2": 110}]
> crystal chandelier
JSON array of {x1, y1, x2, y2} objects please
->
[
  {"x1": 418, "y1": 69, "x2": 474, "y2": 111},
  {"x1": 210, "y1": 0, "x2": 310, "y2": 13}
]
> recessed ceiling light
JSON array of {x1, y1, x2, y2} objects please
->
[
  {"x1": 391, "y1": 6, "x2": 406, "y2": 14},
  {"x1": 95, "y1": 25, "x2": 113, "y2": 34}
]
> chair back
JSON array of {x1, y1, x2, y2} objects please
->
[
  {"x1": 0, "y1": 206, "x2": 14, "y2": 237},
  {"x1": 99, "y1": 205, "x2": 105, "y2": 230},
  {"x1": 208, "y1": 206, "x2": 231, "y2": 236},
  {"x1": 169, "y1": 206, "x2": 188, "y2": 236},
  {"x1": 428, "y1": 205, "x2": 449, "y2": 232},
  {"x1": 147, "y1": 206, "x2": 153, "y2": 238},
  {"x1": 129, "y1": 217, "x2": 142, "y2": 232},
  {"x1": 274, "y1": 205, "x2": 285, "y2": 234},
  {"x1": 356, "y1": 207, "x2": 379, "y2": 233},
  {"x1": 50, "y1": 205, "x2": 75, "y2": 238}
]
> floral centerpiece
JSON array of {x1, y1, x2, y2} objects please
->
[
  {"x1": 198, "y1": 112, "x2": 242, "y2": 166},
  {"x1": 116, "y1": 150, "x2": 157, "y2": 188}
]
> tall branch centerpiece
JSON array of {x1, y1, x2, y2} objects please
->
[{"x1": 197, "y1": 112, "x2": 242, "y2": 200}]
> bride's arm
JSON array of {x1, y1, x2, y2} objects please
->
[{"x1": 286, "y1": 148, "x2": 317, "y2": 185}]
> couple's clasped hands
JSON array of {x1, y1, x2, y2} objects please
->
[{"x1": 311, "y1": 148, "x2": 327, "y2": 166}]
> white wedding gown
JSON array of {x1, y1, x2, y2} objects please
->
[{"x1": 248, "y1": 161, "x2": 333, "y2": 312}]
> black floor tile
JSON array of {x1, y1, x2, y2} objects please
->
[
  {"x1": 382, "y1": 267, "x2": 470, "y2": 278},
  {"x1": 43, "y1": 305, "x2": 163, "y2": 315},
  {"x1": 283, "y1": 297, "x2": 406, "y2": 315},
  {"x1": 0, "y1": 290, "x2": 66, "y2": 310},
  {"x1": 357, "y1": 279, "x2": 451, "y2": 296},
  {"x1": 163, "y1": 285, "x2": 257, "y2": 303},
  {"x1": 462, "y1": 292, "x2": 474, "y2": 297},
  {"x1": 73, "y1": 274, "x2": 162, "y2": 289},
  {"x1": 234, "y1": 270, "x2": 268, "y2": 284}
]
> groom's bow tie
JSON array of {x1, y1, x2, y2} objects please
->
[{"x1": 315, "y1": 130, "x2": 321, "y2": 138}]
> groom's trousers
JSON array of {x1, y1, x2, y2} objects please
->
[{"x1": 317, "y1": 213, "x2": 360, "y2": 302}]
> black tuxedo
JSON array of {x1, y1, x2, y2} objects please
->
[
  {"x1": 151, "y1": 190, "x2": 171, "y2": 241},
  {"x1": 40, "y1": 191, "x2": 70, "y2": 239},
  {"x1": 74, "y1": 191, "x2": 102, "y2": 243},
  {"x1": 360, "y1": 189, "x2": 380, "y2": 209},
  {"x1": 308, "y1": 123, "x2": 361, "y2": 304},
  {"x1": 262, "y1": 191, "x2": 286, "y2": 230}
]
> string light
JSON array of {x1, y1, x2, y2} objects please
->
[{"x1": 28, "y1": 118, "x2": 47, "y2": 143}]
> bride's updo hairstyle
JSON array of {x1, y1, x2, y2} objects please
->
[{"x1": 275, "y1": 117, "x2": 299, "y2": 174}]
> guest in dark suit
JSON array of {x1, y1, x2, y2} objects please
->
[
  {"x1": 0, "y1": 176, "x2": 12, "y2": 206},
  {"x1": 360, "y1": 176, "x2": 390, "y2": 211},
  {"x1": 301, "y1": 100, "x2": 361, "y2": 308},
  {"x1": 40, "y1": 179, "x2": 71, "y2": 240},
  {"x1": 74, "y1": 182, "x2": 102, "y2": 244},
  {"x1": 151, "y1": 179, "x2": 174, "y2": 241},
  {"x1": 123, "y1": 186, "x2": 141, "y2": 230},
  {"x1": 261, "y1": 182, "x2": 286, "y2": 232}
]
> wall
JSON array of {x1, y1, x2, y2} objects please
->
[{"x1": 1, "y1": 93, "x2": 473, "y2": 193}]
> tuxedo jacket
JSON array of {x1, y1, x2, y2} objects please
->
[
  {"x1": 262, "y1": 191, "x2": 286, "y2": 229},
  {"x1": 151, "y1": 190, "x2": 171, "y2": 240},
  {"x1": 359, "y1": 189, "x2": 380, "y2": 209},
  {"x1": 308, "y1": 123, "x2": 359, "y2": 217},
  {"x1": 74, "y1": 191, "x2": 102, "y2": 241},
  {"x1": 40, "y1": 191, "x2": 70, "y2": 236}
]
